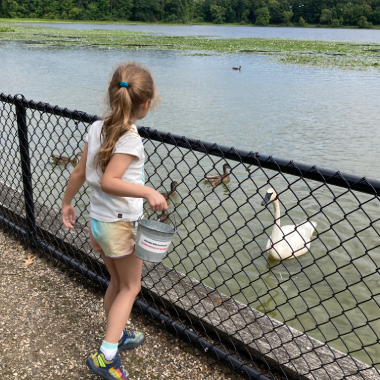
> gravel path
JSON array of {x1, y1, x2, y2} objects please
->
[{"x1": 0, "y1": 228, "x2": 238, "y2": 380}]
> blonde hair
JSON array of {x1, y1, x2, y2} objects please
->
[{"x1": 96, "y1": 61, "x2": 160, "y2": 173}]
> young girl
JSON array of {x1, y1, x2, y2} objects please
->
[{"x1": 62, "y1": 61, "x2": 168, "y2": 380}]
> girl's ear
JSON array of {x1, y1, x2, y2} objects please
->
[{"x1": 142, "y1": 99, "x2": 151, "y2": 110}]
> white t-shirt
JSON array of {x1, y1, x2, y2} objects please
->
[{"x1": 85, "y1": 120, "x2": 145, "y2": 222}]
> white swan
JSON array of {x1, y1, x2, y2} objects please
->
[{"x1": 261, "y1": 188, "x2": 317, "y2": 260}]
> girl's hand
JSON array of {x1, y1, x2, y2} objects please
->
[
  {"x1": 61, "y1": 143, "x2": 87, "y2": 229},
  {"x1": 146, "y1": 190, "x2": 168, "y2": 212},
  {"x1": 62, "y1": 203, "x2": 76, "y2": 229}
]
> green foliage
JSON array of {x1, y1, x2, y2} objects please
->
[
  {"x1": 281, "y1": 9, "x2": 293, "y2": 24},
  {"x1": 240, "y1": 9, "x2": 249, "y2": 23},
  {"x1": 320, "y1": 8, "x2": 332, "y2": 24},
  {"x1": 331, "y1": 16, "x2": 343, "y2": 27},
  {"x1": 164, "y1": 0, "x2": 183, "y2": 22},
  {"x1": 358, "y1": 15, "x2": 373, "y2": 27},
  {"x1": 255, "y1": 7, "x2": 270, "y2": 25},
  {"x1": 133, "y1": 0, "x2": 160, "y2": 21},
  {"x1": 358, "y1": 15, "x2": 366, "y2": 27},
  {"x1": 108, "y1": 0, "x2": 133, "y2": 19},
  {"x1": 0, "y1": 0, "x2": 380, "y2": 26},
  {"x1": 192, "y1": 0, "x2": 205, "y2": 22},
  {"x1": 268, "y1": 0, "x2": 280, "y2": 23},
  {"x1": 68, "y1": 7, "x2": 81, "y2": 19},
  {"x1": 374, "y1": 7, "x2": 380, "y2": 24},
  {"x1": 210, "y1": 4, "x2": 225, "y2": 23}
]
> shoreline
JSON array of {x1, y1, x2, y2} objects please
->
[{"x1": 1, "y1": 17, "x2": 380, "y2": 30}]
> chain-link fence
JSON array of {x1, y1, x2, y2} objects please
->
[{"x1": 1, "y1": 93, "x2": 380, "y2": 380}]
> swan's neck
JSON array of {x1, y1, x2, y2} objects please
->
[
  {"x1": 224, "y1": 167, "x2": 229, "y2": 175},
  {"x1": 271, "y1": 200, "x2": 282, "y2": 241}
]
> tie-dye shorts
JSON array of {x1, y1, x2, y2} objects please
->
[{"x1": 89, "y1": 218, "x2": 138, "y2": 258}]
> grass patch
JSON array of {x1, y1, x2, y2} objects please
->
[{"x1": 1, "y1": 22, "x2": 380, "y2": 71}]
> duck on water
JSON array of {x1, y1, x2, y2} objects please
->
[
  {"x1": 205, "y1": 164, "x2": 231, "y2": 186},
  {"x1": 49, "y1": 152, "x2": 83, "y2": 166}
]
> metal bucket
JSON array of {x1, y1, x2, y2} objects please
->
[{"x1": 134, "y1": 219, "x2": 176, "y2": 262}]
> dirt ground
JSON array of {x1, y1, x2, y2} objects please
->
[{"x1": 0, "y1": 227, "x2": 247, "y2": 380}]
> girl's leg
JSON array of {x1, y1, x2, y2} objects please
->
[
  {"x1": 104, "y1": 251, "x2": 143, "y2": 344},
  {"x1": 89, "y1": 219, "x2": 120, "y2": 319},
  {"x1": 86, "y1": 222, "x2": 138, "y2": 380},
  {"x1": 101, "y1": 252, "x2": 120, "y2": 320}
]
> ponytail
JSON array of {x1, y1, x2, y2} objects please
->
[{"x1": 96, "y1": 61, "x2": 159, "y2": 173}]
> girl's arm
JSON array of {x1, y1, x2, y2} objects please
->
[
  {"x1": 101, "y1": 153, "x2": 168, "y2": 212},
  {"x1": 62, "y1": 143, "x2": 88, "y2": 229}
]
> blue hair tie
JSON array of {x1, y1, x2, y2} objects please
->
[{"x1": 119, "y1": 81, "x2": 129, "y2": 89}]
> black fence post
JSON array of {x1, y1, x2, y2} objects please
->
[{"x1": 15, "y1": 94, "x2": 37, "y2": 244}]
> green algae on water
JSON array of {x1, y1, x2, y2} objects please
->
[
  {"x1": 0, "y1": 26, "x2": 14, "y2": 32},
  {"x1": 1, "y1": 22, "x2": 380, "y2": 72}
]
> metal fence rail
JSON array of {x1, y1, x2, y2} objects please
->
[{"x1": 1, "y1": 93, "x2": 380, "y2": 380}]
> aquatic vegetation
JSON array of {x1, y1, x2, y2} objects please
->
[
  {"x1": 0, "y1": 26, "x2": 14, "y2": 32},
  {"x1": 1, "y1": 23, "x2": 380, "y2": 71},
  {"x1": 277, "y1": 53, "x2": 380, "y2": 71}
]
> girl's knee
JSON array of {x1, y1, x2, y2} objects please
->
[
  {"x1": 108, "y1": 277, "x2": 120, "y2": 291},
  {"x1": 119, "y1": 281, "x2": 141, "y2": 296}
]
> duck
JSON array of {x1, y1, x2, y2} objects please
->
[
  {"x1": 205, "y1": 164, "x2": 231, "y2": 186},
  {"x1": 232, "y1": 66, "x2": 241, "y2": 70},
  {"x1": 49, "y1": 152, "x2": 82, "y2": 166},
  {"x1": 155, "y1": 209, "x2": 170, "y2": 224},
  {"x1": 261, "y1": 188, "x2": 317, "y2": 260},
  {"x1": 160, "y1": 181, "x2": 180, "y2": 200}
]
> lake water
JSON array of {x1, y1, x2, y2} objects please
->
[
  {"x1": 1, "y1": 41, "x2": 379, "y2": 178},
  {"x1": 20, "y1": 21, "x2": 380, "y2": 42},
  {"x1": 1, "y1": 26, "x2": 380, "y2": 368}
]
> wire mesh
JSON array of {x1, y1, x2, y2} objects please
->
[{"x1": 1, "y1": 93, "x2": 380, "y2": 380}]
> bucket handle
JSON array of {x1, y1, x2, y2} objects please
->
[{"x1": 139, "y1": 210, "x2": 180, "y2": 235}]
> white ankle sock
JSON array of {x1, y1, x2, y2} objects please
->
[{"x1": 100, "y1": 340, "x2": 118, "y2": 361}]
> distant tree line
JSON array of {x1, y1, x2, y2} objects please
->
[{"x1": 1, "y1": 0, "x2": 379, "y2": 27}]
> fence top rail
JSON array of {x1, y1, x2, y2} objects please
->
[
  {"x1": 0, "y1": 93, "x2": 99, "y2": 124},
  {"x1": 2, "y1": 92, "x2": 380, "y2": 196}
]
